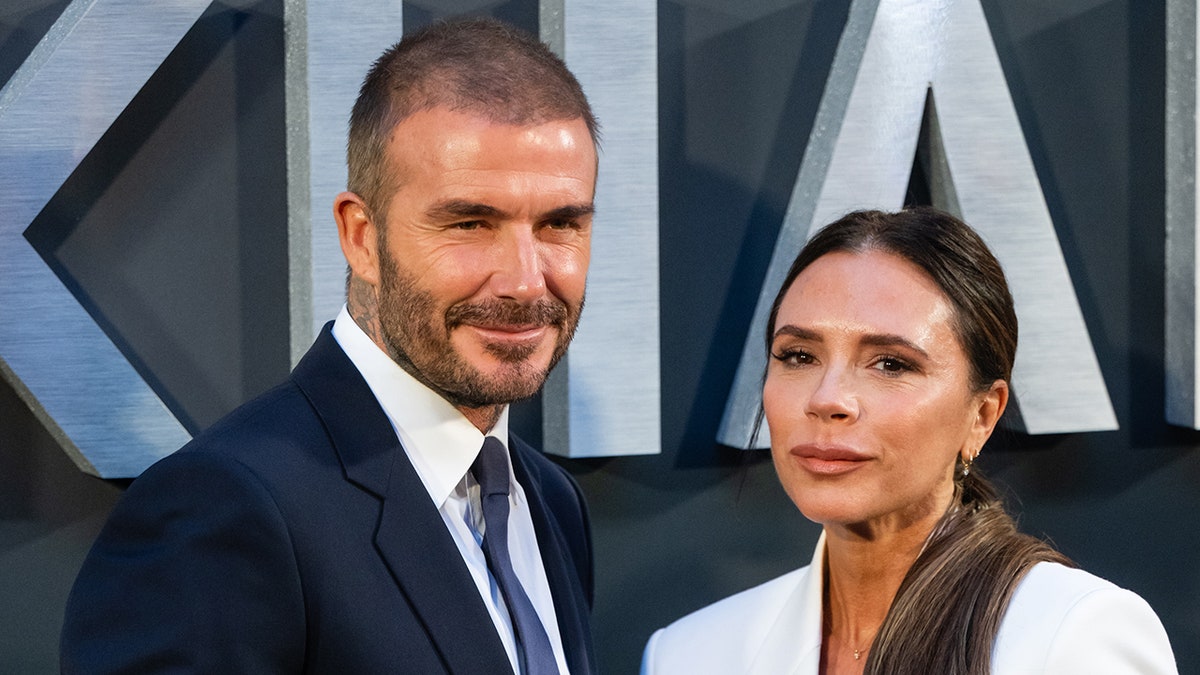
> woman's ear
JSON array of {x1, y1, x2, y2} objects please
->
[
  {"x1": 965, "y1": 379, "x2": 1009, "y2": 461},
  {"x1": 334, "y1": 191, "x2": 380, "y2": 287}
]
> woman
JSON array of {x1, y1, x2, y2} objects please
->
[{"x1": 642, "y1": 208, "x2": 1176, "y2": 674}]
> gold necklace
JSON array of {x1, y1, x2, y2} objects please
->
[{"x1": 822, "y1": 573, "x2": 875, "y2": 663}]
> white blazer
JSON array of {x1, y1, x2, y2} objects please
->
[{"x1": 642, "y1": 534, "x2": 1177, "y2": 674}]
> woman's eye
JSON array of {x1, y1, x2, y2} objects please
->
[
  {"x1": 872, "y1": 356, "x2": 911, "y2": 374},
  {"x1": 772, "y1": 349, "x2": 814, "y2": 366}
]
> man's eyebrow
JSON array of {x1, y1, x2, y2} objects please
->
[
  {"x1": 542, "y1": 204, "x2": 595, "y2": 221},
  {"x1": 424, "y1": 200, "x2": 595, "y2": 222},
  {"x1": 424, "y1": 200, "x2": 504, "y2": 221}
]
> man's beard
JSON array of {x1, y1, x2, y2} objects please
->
[{"x1": 375, "y1": 248, "x2": 581, "y2": 409}]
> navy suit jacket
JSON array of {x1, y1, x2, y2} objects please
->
[{"x1": 61, "y1": 325, "x2": 595, "y2": 674}]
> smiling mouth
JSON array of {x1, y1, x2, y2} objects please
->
[
  {"x1": 463, "y1": 324, "x2": 554, "y2": 363},
  {"x1": 468, "y1": 323, "x2": 549, "y2": 339},
  {"x1": 463, "y1": 324, "x2": 557, "y2": 359}
]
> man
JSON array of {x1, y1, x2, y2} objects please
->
[{"x1": 61, "y1": 18, "x2": 598, "y2": 674}]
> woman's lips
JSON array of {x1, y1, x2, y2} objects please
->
[{"x1": 789, "y1": 444, "x2": 871, "y2": 475}]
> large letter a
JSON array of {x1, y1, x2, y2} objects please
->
[{"x1": 718, "y1": 0, "x2": 1117, "y2": 449}]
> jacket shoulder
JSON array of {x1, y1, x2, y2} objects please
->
[
  {"x1": 62, "y1": 444, "x2": 307, "y2": 673},
  {"x1": 185, "y1": 380, "x2": 321, "y2": 452},
  {"x1": 994, "y1": 562, "x2": 1177, "y2": 673},
  {"x1": 642, "y1": 566, "x2": 810, "y2": 675}
]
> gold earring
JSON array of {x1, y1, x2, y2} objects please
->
[{"x1": 961, "y1": 451, "x2": 976, "y2": 477}]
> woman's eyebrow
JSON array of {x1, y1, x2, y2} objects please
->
[
  {"x1": 860, "y1": 333, "x2": 929, "y2": 359},
  {"x1": 772, "y1": 326, "x2": 930, "y2": 359},
  {"x1": 772, "y1": 325, "x2": 821, "y2": 342}
]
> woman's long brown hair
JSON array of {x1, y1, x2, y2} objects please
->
[{"x1": 864, "y1": 470, "x2": 1070, "y2": 674}]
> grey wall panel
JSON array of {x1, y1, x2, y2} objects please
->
[
  {"x1": 1166, "y1": 0, "x2": 1197, "y2": 428},
  {"x1": 542, "y1": 0, "x2": 660, "y2": 457},
  {"x1": 289, "y1": 0, "x2": 404, "y2": 356},
  {"x1": 0, "y1": 0, "x2": 208, "y2": 477}
]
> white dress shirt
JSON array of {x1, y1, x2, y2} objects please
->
[{"x1": 332, "y1": 308, "x2": 568, "y2": 675}]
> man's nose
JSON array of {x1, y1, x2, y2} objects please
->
[{"x1": 489, "y1": 226, "x2": 546, "y2": 302}]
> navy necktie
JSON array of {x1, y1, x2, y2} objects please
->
[{"x1": 473, "y1": 437, "x2": 558, "y2": 675}]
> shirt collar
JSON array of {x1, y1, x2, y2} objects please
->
[{"x1": 331, "y1": 306, "x2": 510, "y2": 507}]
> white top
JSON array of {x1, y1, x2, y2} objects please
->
[
  {"x1": 332, "y1": 307, "x2": 568, "y2": 675},
  {"x1": 642, "y1": 533, "x2": 1177, "y2": 674}
]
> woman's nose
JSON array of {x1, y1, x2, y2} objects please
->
[{"x1": 805, "y1": 367, "x2": 859, "y2": 422}]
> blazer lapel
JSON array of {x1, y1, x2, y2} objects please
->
[
  {"x1": 747, "y1": 532, "x2": 825, "y2": 675},
  {"x1": 292, "y1": 325, "x2": 509, "y2": 674},
  {"x1": 510, "y1": 438, "x2": 595, "y2": 675}
]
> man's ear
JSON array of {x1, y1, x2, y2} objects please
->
[{"x1": 334, "y1": 191, "x2": 380, "y2": 286}]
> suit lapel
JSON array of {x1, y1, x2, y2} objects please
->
[
  {"x1": 292, "y1": 325, "x2": 510, "y2": 674},
  {"x1": 510, "y1": 437, "x2": 595, "y2": 675},
  {"x1": 374, "y1": 456, "x2": 511, "y2": 674}
]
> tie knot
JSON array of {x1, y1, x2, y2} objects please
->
[{"x1": 472, "y1": 436, "x2": 510, "y2": 498}]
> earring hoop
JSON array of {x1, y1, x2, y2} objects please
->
[{"x1": 961, "y1": 451, "x2": 976, "y2": 477}]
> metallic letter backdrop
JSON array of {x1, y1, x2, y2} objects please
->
[
  {"x1": 0, "y1": 0, "x2": 1120, "y2": 474},
  {"x1": 539, "y1": 0, "x2": 661, "y2": 458},
  {"x1": 717, "y1": 0, "x2": 1118, "y2": 449},
  {"x1": 0, "y1": 0, "x2": 208, "y2": 477}
]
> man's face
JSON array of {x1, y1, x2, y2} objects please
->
[{"x1": 373, "y1": 107, "x2": 596, "y2": 409}]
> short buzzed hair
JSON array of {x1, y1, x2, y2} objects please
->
[{"x1": 347, "y1": 18, "x2": 599, "y2": 218}]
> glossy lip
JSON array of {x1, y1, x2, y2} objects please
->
[{"x1": 789, "y1": 444, "x2": 871, "y2": 476}]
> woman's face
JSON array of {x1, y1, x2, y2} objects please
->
[{"x1": 764, "y1": 249, "x2": 1006, "y2": 534}]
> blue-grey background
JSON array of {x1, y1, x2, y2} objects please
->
[{"x1": 2, "y1": 1, "x2": 1197, "y2": 673}]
